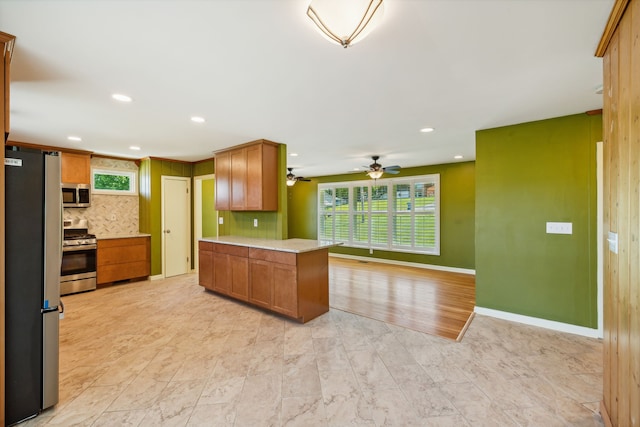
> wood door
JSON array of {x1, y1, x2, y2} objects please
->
[
  {"x1": 230, "y1": 148, "x2": 247, "y2": 210},
  {"x1": 213, "y1": 252, "x2": 230, "y2": 295},
  {"x1": 198, "y1": 243, "x2": 214, "y2": 290},
  {"x1": 214, "y1": 152, "x2": 230, "y2": 210},
  {"x1": 229, "y1": 255, "x2": 249, "y2": 301},
  {"x1": 271, "y1": 263, "x2": 297, "y2": 317},
  {"x1": 162, "y1": 176, "x2": 191, "y2": 278},
  {"x1": 249, "y1": 259, "x2": 272, "y2": 309}
]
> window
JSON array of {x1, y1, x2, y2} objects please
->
[
  {"x1": 92, "y1": 168, "x2": 138, "y2": 195},
  {"x1": 318, "y1": 174, "x2": 439, "y2": 255}
]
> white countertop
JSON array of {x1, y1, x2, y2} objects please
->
[{"x1": 200, "y1": 236, "x2": 340, "y2": 253}]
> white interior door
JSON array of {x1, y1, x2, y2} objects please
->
[{"x1": 162, "y1": 176, "x2": 191, "y2": 278}]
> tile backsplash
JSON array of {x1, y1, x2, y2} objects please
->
[{"x1": 63, "y1": 157, "x2": 139, "y2": 236}]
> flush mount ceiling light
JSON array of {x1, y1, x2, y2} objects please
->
[
  {"x1": 129, "y1": 145, "x2": 141, "y2": 151},
  {"x1": 307, "y1": 0, "x2": 384, "y2": 48},
  {"x1": 112, "y1": 93, "x2": 132, "y2": 103},
  {"x1": 420, "y1": 127, "x2": 435, "y2": 133},
  {"x1": 191, "y1": 116, "x2": 205, "y2": 123},
  {"x1": 67, "y1": 136, "x2": 82, "y2": 142}
]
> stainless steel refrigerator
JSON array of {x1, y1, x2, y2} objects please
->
[{"x1": 5, "y1": 146, "x2": 61, "y2": 425}]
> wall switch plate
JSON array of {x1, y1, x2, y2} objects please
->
[
  {"x1": 546, "y1": 222, "x2": 572, "y2": 235},
  {"x1": 218, "y1": 217, "x2": 223, "y2": 225},
  {"x1": 254, "y1": 218, "x2": 258, "y2": 227},
  {"x1": 608, "y1": 231, "x2": 618, "y2": 254}
]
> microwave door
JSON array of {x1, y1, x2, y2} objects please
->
[{"x1": 61, "y1": 187, "x2": 76, "y2": 205}]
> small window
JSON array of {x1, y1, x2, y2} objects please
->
[{"x1": 92, "y1": 168, "x2": 137, "y2": 195}]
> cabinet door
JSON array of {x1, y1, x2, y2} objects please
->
[
  {"x1": 213, "y1": 253, "x2": 231, "y2": 295},
  {"x1": 249, "y1": 259, "x2": 272, "y2": 309},
  {"x1": 215, "y1": 151, "x2": 230, "y2": 210},
  {"x1": 229, "y1": 255, "x2": 249, "y2": 301},
  {"x1": 198, "y1": 249, "x2": 214, "y2": 290},
  {"x1": 61, "y1": 152, "x2": 91, "y2": 184},
  {"x1": 245, "y1": 144, "x2": 262, "y2": 210},
  {"x1": 230, "y1": 148, "x2": 247, "y2": 210},
  {"x1": 271, "y1": 263, "x2": 297, "y2": 317}
]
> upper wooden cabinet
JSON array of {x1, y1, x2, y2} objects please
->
[
  {"x1": 61, "y1": 152, "x2": 91, "y2": 184},
  {"x1": 215, "y1": 139, "x2": 279, "y2": 211}
]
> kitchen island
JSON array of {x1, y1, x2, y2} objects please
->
[{"x1": 198, "y1": 237, "x2": 338, "y2": 323}]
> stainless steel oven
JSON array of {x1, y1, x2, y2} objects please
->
[{"x1": 61, "y1": 225, "x2": 97, "y2": 295}]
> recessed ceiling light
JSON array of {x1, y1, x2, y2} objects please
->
[
  {"x1": 67, "y1": 136, "x2": 82, "y2": 142},
  {"x1": 290, "y1": 153, "x2": 298, "y2": 157},
  {"x1": 420, "y1": 127, "x2": 435, "y2": 133},
  {"x1": 112, "y1": 93, "x2": 133, "y2": 102},
  {"x1": 353, "y1": 168, "x2": 360, "y2": 171},
  {"x1": 191, "y1": 116, "x2": 205, "y2": 123},
  {"x1": 129, "y1": 146, "x2": 141, "y2": 151},
  {"x1": 454, "y1": 155, "x2": 463, "y2": 159}
]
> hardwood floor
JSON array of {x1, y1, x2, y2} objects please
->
[{"x1": 328, "y1": 257, "x2": 476, "y2": 341}]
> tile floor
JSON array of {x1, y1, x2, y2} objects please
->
[{"x1": 21, "y1": 274, "x2": 604, "y2": 426}]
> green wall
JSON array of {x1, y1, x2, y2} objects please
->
[
  {"x1": 202, "y1": 179, "x2": 217, "y2": 238},
  {"x1": 217, "y1": 144, "x2": 288, "y2": 240},
  {"x1": 139, "y1": 158, "x2": 193, "y2": 276},
  {"x1": 288, "y1": 161, "x2": 476, "y2": 270},
  {"x1": 475, "y1": 113, "x2": 601, "y2": 328}
]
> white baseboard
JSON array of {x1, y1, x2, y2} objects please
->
[
  {"x1": 329, "y1": 253, "x2": 475, "y2": 275},
  {"x1": 149, "y1": 274, "x2": 164, "y2": 281},
  {"x1": 474, "y1": 306, "x2": 602, "y2": 339}
]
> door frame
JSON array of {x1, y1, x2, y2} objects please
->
[
  {"x1": 161, "y1": 176, "x2": 191, "y2": 278},
  {"x1": 597, "y1": 141, "x2": 603, "y2": 337},
  {"x1": 193, "y1": 174, "x2": 215, "y2": 271}
]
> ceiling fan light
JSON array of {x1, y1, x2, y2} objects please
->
[
  {"x1": 368, "y1": 170, "x2": 383, "y2": 179},
  {"x1": 286, "y1": 179, "x2": 297, "y2": 187},
  {"x1": 307, "y1": 0, "x2": 384, "y2": 48}
]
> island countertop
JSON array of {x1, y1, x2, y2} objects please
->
[{"x1": 199, "y1": 236, "x2": 340, "y2": 253}]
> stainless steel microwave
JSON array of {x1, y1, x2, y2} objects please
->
[{"x1": 61, "y1": 183, "x2": 91, "y2": 208}]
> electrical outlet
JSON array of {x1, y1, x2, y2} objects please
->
[
  {"x1": 253, "y1": 218, "x2": 258, "y2": 227},
  {"x1": 110, "y1": 213, "x2": 117, "y2": 221},
  {"x1": 546, "y1": 222, "x2": 572, "y2": 234},
  {"x1": 218, "y1": 217, "x2": 224, "y2": 225}
]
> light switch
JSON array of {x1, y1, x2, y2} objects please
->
[
  {"x1": 608, "y1": 231, "x2": 618, "y2": 254},
  {"x1": 546, "y1": 222, "x2": 572, "y2": 235},
  {"x1": 218, "y1": 217, "x2": 223, "y2": 225},
  {"x1": 254, "y1": 218, "x2": 258, "y2": 227}
]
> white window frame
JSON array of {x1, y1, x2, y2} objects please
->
[
  {"x1": 91, "y1": 167, "x2": 138, "y2": 195},
  {"x1": 318, "y1": 174, "x2": 440, "y2": 255}
]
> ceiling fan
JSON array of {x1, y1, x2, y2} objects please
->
[
  {"x1": 365, "y1": 156, "x2": 401, "y2": 179},
  {"x1": 286, "y1": 168, "x2": 311, "y2": 186}
]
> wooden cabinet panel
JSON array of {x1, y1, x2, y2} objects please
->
[
  {"x1": 214, "y1": 151, "x2": 230, "y2": 210},
  {"x1": 249, "y1": 259, "x2": 272, "y2": 309},
  {"x1": 213, "y1": 140, "x2": 279, "y2": 211},
  {"x1": 198, "y1": 249, "x2": 213, "y2": 290},
  {"x1": 249, "y1": 248, "x2": 296, "y2": 265},
  {"x1": 97, "y1": 237, "x2": 150, "y2": 285},
  {"x1": 229, "y1": 255, "x2": 249, "y2": 301},
  {"x1": 271, "y1": 263, "x2": 297, "y2": 317},
  {"x1": 213, "y1": 252, "x2": 231, "y2": 295},
  {"x1": 230, "y1": 148, "x2": 247, "y2": 210},
  {"x1": 61, "y1": 152, "x2": 91, "y2": 184}
]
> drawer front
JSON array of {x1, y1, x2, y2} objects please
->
[
  {"x1": 98, "y1": 245, "x2": 148, "y2": 266},
  {"x1": 249, "y1": 248, "x2": 296, "y2": 266},
  {"x1": 214, "y1": 243, "x2": 249, "y2": 257},
  {"x1": 98, "y1": 261, "x2": 149, "y2": 284},
  {"x1": 199, "y1": 241, "x2": 214, "y2": 251},
  {"x1": 98, "y1": 237, "x2": 148, "y2": 249}
]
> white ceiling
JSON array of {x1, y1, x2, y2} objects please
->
[{"x1": 1, "y1": 0, "x2": 612, "y2": 178}]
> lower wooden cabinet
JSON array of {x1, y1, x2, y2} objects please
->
[
  {"x1": 97, "y1": 236, "x2": 150, "y2": 285},
  {"x1": 198, "y1": 241, "x2": 329, "y2": 322}
]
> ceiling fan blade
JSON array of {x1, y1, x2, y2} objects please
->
[
  {"x1": 298, "y1": 178, "x2": 311, "y2": 182},
  {"x1": 383, "y1": 168, "x2": 400, "y2": 174},
  {"x1": 384, "y1": 165, "x2": 401, "y2": 170}
]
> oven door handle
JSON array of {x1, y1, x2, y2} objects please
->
[{"x1": 63, "y1": 244, "x2": 97, "y2": 252}]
